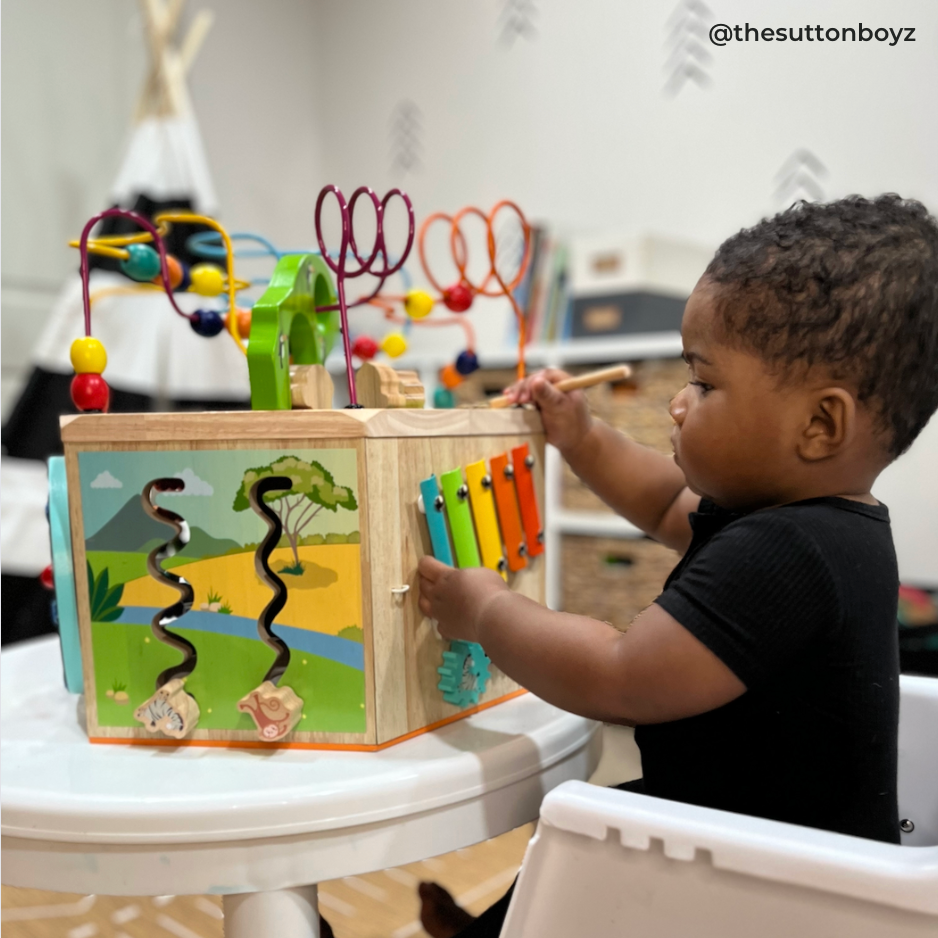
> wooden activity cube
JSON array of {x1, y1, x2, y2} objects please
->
[{"x1": 61, "y1": 408, "x2": 545, "y2": 749}]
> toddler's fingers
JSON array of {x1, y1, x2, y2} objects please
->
[
  {"x1": 503, "y1": 368, "x2": 571, "y2": 405},
  {"x1": 418, "y1": 555, "x2": 446, "y2": 581},
  {"x1": 531, "y1": 375, "x2": 569, "y2": 410},
  {"x1": 418, "y1": 594, "x2": 432, "y2": 616}
]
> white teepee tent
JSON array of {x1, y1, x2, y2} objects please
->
[
  {"x1": 3, "y1": 0, "x2": 248, "y2": 645},
  {"x1": 30, "y1": 0, "x2": 249, "y2": 406}
]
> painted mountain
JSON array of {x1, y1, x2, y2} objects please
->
[{"x1": 86, "y1": 496, "x2": 240, "y2": 558}]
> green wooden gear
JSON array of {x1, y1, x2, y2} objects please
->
[
  {"x1": 437, "y1": 640, "x2": 492, "y2": 708},
  {"x1": 246, "y1": 253, "x2": 339, "y2": 410}
]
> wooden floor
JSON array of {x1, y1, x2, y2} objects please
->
[{"x1": 0, "y1": 823, "x2": 534, "y2": 938}]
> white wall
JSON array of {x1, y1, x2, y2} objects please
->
[{"x1": 315, "y1": 0, "x2": 937, "y2": 243}]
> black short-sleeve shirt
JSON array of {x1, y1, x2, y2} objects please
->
[{"x1": 635, "y1": 496, "x2": 900, "y2": 843}]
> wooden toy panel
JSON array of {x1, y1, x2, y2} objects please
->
[
  {"x1": 365, "y1": 432, "x2": 545, "y2": 744},
  {"x1": 65, "y1": 436, "x2": 376, "y2": 746}
]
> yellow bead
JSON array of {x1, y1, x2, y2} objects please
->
[
  {"x1": 70, "y1": 337, "x2": 107, "y2": 375},
  {"x1": 189, "y1": 264, "x2": 225, "y2": 297},
  {"x1": 404, "y1": 289, "x2": 434, "y2": 320},
  {"x1": 380, "y1": 333, "x2": 408, "y2": 358}
]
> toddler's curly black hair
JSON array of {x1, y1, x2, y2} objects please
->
[{"x1": 706, "y1": 194, "x2": 938, "y2": 457}]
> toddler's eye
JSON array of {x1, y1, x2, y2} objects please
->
[{"x1": 690, "y1": 380, "x2": 713, "y2": 394}]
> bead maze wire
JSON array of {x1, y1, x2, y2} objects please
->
[
  {"x1": 155, "y1": 211, "x2": 246, "y2": 353},
  {"x1": 418, "y1": 201, "x2": 532, "y2": 381},
  {"x1": 314, "y1": 185, "x2": 416, "y2": 406},
  {"x1": 70, "y1": 190, "x2": 532, "y2": 412}
]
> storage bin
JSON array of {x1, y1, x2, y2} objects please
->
[
  {"x1": 560, "y1": 535, "x2": 680, "y2": 629},
  {"x1": 561, "y1": 358, "x2": 686, "y2": 513}
]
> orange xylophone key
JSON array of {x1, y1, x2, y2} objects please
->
[
  {"x1": 511, "y1": 443, "x2": 544, "y2": 557},
  {"x1": 489, "y1": 452, "x2": 527, "y2": 572}
]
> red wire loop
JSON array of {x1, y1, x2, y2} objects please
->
[{"x1": 314, "y1": 185, "x2": 415, "y2": 405}]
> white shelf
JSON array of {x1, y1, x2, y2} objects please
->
[
  {"x1": 324, "y1": 332, "x2": 684, "y2": 379},
  {"x1": 553, "y1": 510, "x2": 644, "y2": 539}
]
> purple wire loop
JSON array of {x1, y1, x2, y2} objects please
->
[
  {"x1": 314, "y1": 185, "x2": 415, "y2": 406},
  {"x1": 78, "y1": 208, "x2": 193, "y2": 337}
]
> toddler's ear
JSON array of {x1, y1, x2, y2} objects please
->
[{"x1": 798, "y1": 388, "x2": 856, "y2": 460}]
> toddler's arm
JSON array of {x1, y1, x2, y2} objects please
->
[
  {"x1": 418, "y1": 559, "x2": 745, "y2": 725},
  {"x1": 504, "y1": 369, "x2": 699, "y2": 552}
]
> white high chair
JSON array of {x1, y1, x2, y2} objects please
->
[{"x1": 501, "y1": 674, "x2": 938, "y2": 937}]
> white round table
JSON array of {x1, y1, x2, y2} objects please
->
[{"x1": 1, "y1": 637, "x2": 601, "y2": 937}]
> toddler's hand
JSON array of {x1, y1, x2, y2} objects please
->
[
  {"x1": 501, "y1": 368, "x2": 593, "y2": 456},
  {"x1": 418, "y1": 556, "x2": 508, "y2": 644}
]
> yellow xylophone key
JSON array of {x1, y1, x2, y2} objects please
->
[{"x1": 465, "y1": 459, "x2": 508, "y2": 580}]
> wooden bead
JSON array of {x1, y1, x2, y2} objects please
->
[
  {"x1": 380, "y1": 333, "x2": 408, "y2": 358},
  {"x1": 455, "y1": 350, "x2": 479, "y2": 375},
  {"x1": 152, "y1": 254, "x2": 185, "y2": 290},
  {"x1": 440, "y1": 363, "x2": 464, "y2": 389},
  {"x1": 443, "y1": 282, "x2": 473, "y2": 313},
  {"x1": 224, "y1": 307, "x2": 252, "y2": 339},
  {"x1": 189, "y1": 263, "x2": 225, "y2": 296},
  {"x1": 120, "y1": 243, "x2": 161, "y2": 282},
  {"x1": 404, "y1": 289, "x2": 434, "y2": 319},
  {"x1": 433, "y1": 386, "x2": 455, "y2": 408},
  {"x1": 352, "y1": 335, "x2": 379, "y2": 360},
  {"x1": 70, "y1": 373, "x2": 110, "y2": 412},
  {"x1": 190, "y1": 309, "x2": 224, "y2": 337},
  {"x1": 70, "y1": 337, "x2": 107, "y2": 374}
]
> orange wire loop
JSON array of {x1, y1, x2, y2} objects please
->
[{"x1": 417, "y1": 203, "x2": 532, "y2": 379}]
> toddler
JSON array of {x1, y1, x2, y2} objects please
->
[{"x1": 411, "y1": 194, "x2": 938, "y2": 938}]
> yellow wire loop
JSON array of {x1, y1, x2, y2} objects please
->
[
  {"x1": 155, "y1": 211, "x2": 246, "y2": 354},
  {"x1": 68, "y1": 221, "x2": 172, "y2": 260}
]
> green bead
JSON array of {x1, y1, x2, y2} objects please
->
[
  {"x1": 434, "y1": 387, "x2": 455, "y2": 409},
  {"x1": 120, "y1": 243, "x2": 161, "y2": 282}
]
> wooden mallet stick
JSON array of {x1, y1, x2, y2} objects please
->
[{"x1": 488, "y1": 364, "x2": 632, "y2": 409}]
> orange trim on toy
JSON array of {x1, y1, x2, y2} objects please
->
[{"x1": 88, "y1": 688, "x2": 529, "y2": 751}]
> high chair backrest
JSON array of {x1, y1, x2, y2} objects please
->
[{"x1": 501, "y1": 675, "x2": 938, "y2": 938}]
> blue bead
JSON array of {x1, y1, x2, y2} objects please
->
[
  {"x1": 175, "y1": 260, "x2": 191, "y2": 292},
  {"x1": 455, "y1": 350, "x2": 479, "y2": 375},
  {"x1": 190, "y1": 309, "x2": 224, "y2": 337},
  {"x1": 120, "y1": 243, "x2": 161, "y2": 282}
]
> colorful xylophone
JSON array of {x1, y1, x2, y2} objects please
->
[{"x1": 420, "y1": 443, "x2": 544, "y2": 706}]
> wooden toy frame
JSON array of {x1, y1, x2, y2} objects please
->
[{"x1": 61, "y1": 408, "x2": 545, "y2": 750}]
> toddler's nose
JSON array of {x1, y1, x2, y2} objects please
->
[{"x1": 669, "y1": 388, "x2": 688, "y2": 425}]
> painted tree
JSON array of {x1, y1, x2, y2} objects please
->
[{"x1": 233, "y1": 456, "x2": 358, "y2": 571}]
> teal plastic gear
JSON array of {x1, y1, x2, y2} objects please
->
[{"x1": 437, "y1": 640, "x2": 491, "y2": 708}]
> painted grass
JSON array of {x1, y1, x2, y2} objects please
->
[
  {"x1": 87, "y1": 550, "x2": 197, "y2": 588},
  {"x1": 93, "y1": 621, "x2": 366, "y2": 734}
]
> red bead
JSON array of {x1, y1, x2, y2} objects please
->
[
  {"x1": 39, "y1": 564, "x2": 55, "y2": 590},
  {"x1": 71, "y1": 373, "x2": 110, "y2": 412},
  {"x1": 443, "y1": 282, "x2": 473, "y2": 313},
  {"x1": 352, "y1": 335, "x2": 379, "y2": 360}
]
